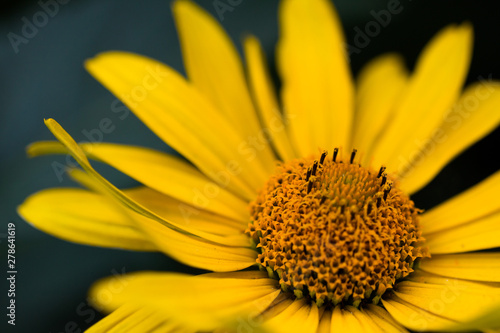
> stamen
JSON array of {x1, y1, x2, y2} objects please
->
[
  {"x1": 383, "y1": 182, "x2": 393, "y2": 201},
  {"x1": 306, "y1": 167, "x2": 312, "y2": 182},
  {"x1": 350, "y1": 149, "x2": 357, "y2": 164},
  {"x1": 332, "y1": 148, "x2": 339, "y2": 162},
  {"x1": 319, "y1": 150, "x2": 328, "y2": 165},
  {"x1": 311, "y1": 160, "x2": 319, "y2": 176},
  {"x1": 307, "y1": 179, "x2": 314, "y2": 193},
  {"x1": 377, "y1": 166, "x2": 386, "y2": 178},
  {"x1": 380, "y1": 173, "x2": 387, "y2": 187}
]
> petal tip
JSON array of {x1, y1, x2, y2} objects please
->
[
  {"x1": 172, "y1": 0, "x2": 198, "y2": 18},
  {"x1": 26, "y1": 143, "x2": 38, "y2": 158},
  {"x1": 43, "y1": 118, "x2": 54, "y2": 126}
]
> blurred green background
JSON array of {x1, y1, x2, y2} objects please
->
[{"x1": 1, "y1": 0, "x2": 500, "y2": 331}]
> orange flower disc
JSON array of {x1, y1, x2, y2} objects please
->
[{"x1": 247, "y1": 150, "x2": 429, "y2": 307}]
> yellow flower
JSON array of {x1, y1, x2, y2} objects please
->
[{"x1": 18, "y1": 0, "x2": 500, "y2": 332}]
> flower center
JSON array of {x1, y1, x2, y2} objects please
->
[{"x1": 246, "y1": 149, "x2": 429, "y2": 307}]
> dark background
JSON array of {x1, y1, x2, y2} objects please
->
[{"x1": 1, "y1": 0, "x2": 499, "y2": 331}]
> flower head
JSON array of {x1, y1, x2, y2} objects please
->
[{"x1": 19, "y1": 0, "x2": 500, "y2": 332}]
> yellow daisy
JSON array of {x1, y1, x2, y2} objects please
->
[{"x1": 19, "y1": 0, "x2": 500, "y2": 332}]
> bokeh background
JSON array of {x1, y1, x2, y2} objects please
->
[{"x1": 1, "y1": 0, "x2": 500, "y2": 331}]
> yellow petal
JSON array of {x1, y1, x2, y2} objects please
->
[
  {"x1": 86, "y1": 305, "x2": 135, "y2": 333},
  {"x1": 418, "y1": 253, "x2": 500, "y2": 282},
  {"x1": 86, "y1": 305, "x2": 180, "y2": 333},
  {"x1": 420, "y1": 170, "x2": 500, "y2": 234},
  {"x1": 263, "y1": 299, "x2": 319, "y2": 333},
  {"x1": 172, "y1": 0, "x2": 269, "y2": 151},
  {"x1": 330, "y1": 306, "x2": 375, "y2": 333},
  {"x1": 257, "y1": 296, "x2": 294, "y2": 322},
  {"x1": 382, "y1": 293, "x2": 457, "y2": 332},
  {"x1": 393, "y1": 278, "x2": 500, "y2": 325},
  {"x1": 17, "y1": 187, "x2": 155, "y2": 251},
  {"x1": 317, "y1": 309, "x2": 332, "y2": 333},
  {"x1": 406, "y1": 269, "x2": 499, "y2": 287},
  {"x1": 372, "y1": 24, "x2": 473, "y2": 172},
  {"x1": 89, "y1": 271, "x2": 280, "y2": 332},
  {"x1": 442, "y1": 302, "x2": 500, "y2": 332},
  {"x1": 361, "y1": 304, "x2": 409, "y2": 333},
  {"x1": 85, "y1": 52, "x2": 273, "y2": 198},
  {"x1": 29, "y1": 141, "x2": 249, "y2": 222},
  {"x1": 409, "y1": 270, "x2": 500, "y2": 332},
  {"x1": 134, "y1": 213, "x2": 256, "y2": 271},
  {"x1": 41, "y1": 119, "x2": 185, "y2": 234},
  {"x1": 352, "y1": 54, "x2": 408, "y2": 165},
  {"x1": 41, "y1": 121, "x2": 256, "y2": 271},
  {"x1": 277, "y1": 0, "x2": 354, "y2": 155},
  {"x1": 244, "y1": 35, "x2": 297, "y2": 161},
  {"x1": 424, "y1": 210, "x2": 500, "y2": 254},
  {"x1": 126, "y1": 186, "x2": 246, "y2": 236},
  {"x1": 349, "y1": 305, "x2": 392, "y2": 333},
  {"x1": 69, "y1": 168, "x2": 256, "y2": 272},
  {"x1": 44, "y1": 119, "x2": 248, "y2": 248},
  {"x1": 400, "y1": 81, "x2": 500, "y2": 194}
]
